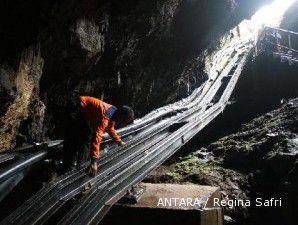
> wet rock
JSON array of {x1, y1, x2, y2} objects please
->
[
  {"x1": 0, "y1": 0, "x2": 272, "y2": 150},
  {"x1": 73, "y1": 18, "x2": 106, "y2": 55},
  {"x1": 224, "y1": 215, "x2": 237, "y2": 225},
  {"x1": 148, "y1": 98, "x2": 298, "y2": 225}
]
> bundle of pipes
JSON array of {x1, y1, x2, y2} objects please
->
[{"x1": 1, "y1": 38, "x2": 252, "y2": 224}]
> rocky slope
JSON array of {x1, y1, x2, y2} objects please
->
[
  {"x1": 146, "y1": 98, "x2": 298, "y2": 225},
  {"x1": 0, "y1": 0, "x2": 272, "y2": 150}
]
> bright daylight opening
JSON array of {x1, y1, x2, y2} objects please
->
[
  {"x1": 207, "y1": 0, "x2": 296, "y2": 79},
  {"x1": 233, "y1": 0, "x2": 296, "y2": 41},
  {"x1": 251, "y1": 0, "x2": 296, "y2": 29}
]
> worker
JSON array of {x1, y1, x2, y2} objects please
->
[{"x1": 62, "y1": 95, "x2": 134, "y2": 176}]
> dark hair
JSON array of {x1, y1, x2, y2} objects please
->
[{"x1": 116, "y1": 105, "x2": 134, "y2": 120}]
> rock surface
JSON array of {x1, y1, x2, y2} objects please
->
[
  {"x1": 0, "y1": 0, "x2": 272, "y2": 150},
  {"x1": 146, "y1": 98, "x2": 298, "y2": 225}
]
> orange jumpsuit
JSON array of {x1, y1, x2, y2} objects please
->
[{"x1": 79, "y1": 96, "x2": 121, "y2": 160}]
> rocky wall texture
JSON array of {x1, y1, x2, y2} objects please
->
[
  {"x1": 281, "y1": 1, "x2": 298, "y2": 32},
  {"x1": 0, "y1": 0, "x2": 271, "y2": 150},
  {"x1": 0, "y1": 47, "x2": 44, "y2": 150},
  {"x1": 147, "y1": 98, "x2": 298, "y2": 225}
]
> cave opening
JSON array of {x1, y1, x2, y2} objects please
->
[
  {"x1": 0, "y1": 0, "x2": 298, "y2": 224},
  {"x1": 165, "y1": 0, "x2": 298, "y2": 161}
]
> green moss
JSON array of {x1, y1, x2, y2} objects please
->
[
  {"x1": 166, "y1": 172, "x2": 182, "y2": 182},
  {"x1": 166, "y1": 157, "x2": 218, "y2": 183}
]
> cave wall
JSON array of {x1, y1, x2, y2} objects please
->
[
  {"x1": 281, "y1": 1, "x2": 298, "y2": 32},
  {"x1": 0, "y1": 0, "x2": 272, "y2": 150}
]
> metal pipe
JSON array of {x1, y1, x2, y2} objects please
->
[
  {"x1": 0, "y1": 41, "x2": 252, "y2": 225},
  {"x1": 0, "y1": 141, "x2": 63, "y2": 183}
]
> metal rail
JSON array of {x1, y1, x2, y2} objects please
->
[
  {"x1": 0, "y1": 140, "x2": 63, "y2": 183},
  {"x1": 0, "y1": 140, "x2": 63, "y2": 203},
  {"x1": 263, "y1": 27, "x2": 298, "y2": 65},
  {"x1": 57, "y1": 52, "x2": 250, "y2": 225},
  {"x1": 1, "y1": 28, "x2": 253, "y2": 225},
  {"x1": 2, "y1": 93, "x2": 212, "y2": 224},
  {"x1": 0, "y1": 153, "x2": 15, "y2": 164},
  {"x1": 0, "y1": 171, "x2": 29, "y2": 202},
  {"x1": 59, "y1": 104, "x2": 225, "y2": 225},
  {"x1": 101, "y1": 82, "x2": 205, "y2": 143}
]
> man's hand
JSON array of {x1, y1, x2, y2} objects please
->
[
  {"x1": 118, "y1": 141, "x2": 126, "y2": 147},
  {"x1": 88, "y1": 162, "x2": 98, "y2": 176}
]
